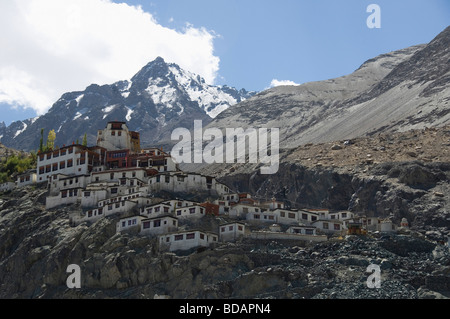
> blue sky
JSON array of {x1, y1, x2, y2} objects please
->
[{"x1": 0, "y1": 0, "x2": 449, "y2": 125}]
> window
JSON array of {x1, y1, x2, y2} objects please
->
[
  {"x1": 164, "y1": 207, "x2": 169, "y2": 213},
  {"x1": 143, "y1": 221, "x2": 150, "y2": 229},
  {"x1": 111, "y1": 188, "x2": 118, "y2": 194},
  {"x1": 243, "y1": 207, "x2": 249, "y2": 214},
  {"x1": 61, "y1": 191, "x2": 67, "y2": 198},
  {"x1": 111, "y1": 131, "x2": 115, "y2": 136},
  {"x1": 253, "y1": 214, "x2": 260, "y2": 219},
  {"x1": 302, "y1": 213, "x2": 308, "y2": 220},
  {"x1": 108, "y1": 205, "x2": 112, "y2": 211},
  {"x1": 330, "y1": 215, "x2": 336, "y2": 220},
  {"x1": 189, "y1": 208, "x2": 195, "y2": 214},
  {"x1": 69, "y1": 148, "x2": 73, "y2": 154},
  {"x1": 311, "y1": 216, "x2": 317, "y2": 221},
  {"x1": 128, "y1": 220, "x2": 132, "y2": 226},
  {"x1": 323, "y1": 222, "x2": 329, "y2": 230},
  {"x1": 175, "y1": 234, "x2": 183, "y2": 241},
  {"x1": 115, "y1": 203, "x2": 120, "y2": 208},
  {"x1": 342, "y1": 213, "x2": 347, "y2": 219},
  {"x1": 88, "y1": 211, "x2": 92, "y2": 218},
  {"x1": 46, "y1": 166, "x2": 51, "y2": 173},
  {"x1": 288, "y1": 213, "x2": 296, "y2": 219},
  {"x1": 305, "y1": 229, "x2": 314, "y2": 235},
  {"x1": 280, "y1": 211, "x2": 285, "y2": 217},
  {"x1": 221, "y1": 227, "x2": 225, "y2": 232},
  {"x1": 47, "y1": 153, "x2": 52, "y2": 160},
  {"x1": 269, "y1": 215, "x2": 274, "y2": 220},
  {"x1": 155, "y1": 206, "x2": 160, "y2": 213},
  {"x1": 122, "y1": 221, "x2": 126, "y2": 228},
  {"x1": 39, "y1": 167, "x2": 44, "y2": 174},
  {"x1": 229, "y1": 226, "x2": 233, "y2": 231},
  {"x1": 177, "y1": 210, "x2": 181, "y2": 216},
  {"x1": 61, "y1": 150, "x2": 66, "y2": 156},
  {"x1": 334, "y1": 224, "x2": 340, "y2": 230},
  {"x1": 84, "y1": 192, "x2": 90, "y2": 197},
  {"x1": 60, "y1": 161, "x2": 65, "y2": 169},
  {"x1": 153, "y1": 220, "x2": 161, "y2": 227},
  {"x1": 238, "y1": 225, "x2": 243, "y2": 231},
  {"x1": 186, "y1": 233, "x2": 195, "y2": 240},
  {"x1": 67, "y1": 160, "x2": 73, "y2": 168},
  {"x1": 200, "y1": 233, "x2": 205, "y2": 240}
]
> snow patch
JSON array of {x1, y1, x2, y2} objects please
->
[
  {"x1": 14, "y1": 123, "x2": 27, "y2": 138},
  {"x1": 126, "y1": 107, "x2": 134, "y2": 121},
  {"x1": 75, "y1": 94, "x2": 84, "y2": 105},
  {"x1": 102, "y1": 105, "x2": 117, "y2": 113}
]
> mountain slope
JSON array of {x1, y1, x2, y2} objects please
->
[
  {"x1": 208, "y1": 26, "x2": 450, "y2": 149},
  {"x1": 0, "y1": 57, "x2": 255, "y2": 151}
]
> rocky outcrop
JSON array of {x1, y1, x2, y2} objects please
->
[{"x1": 1, "y1": 184, "x2": 449, "y2": 299}]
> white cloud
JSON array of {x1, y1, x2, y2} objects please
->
[
  {"x1": 0, "y1": 0, "x2": 220, "y2": 115},
  {"x1": 270, "y1": 79, "x2": 300, "y2": 88}
]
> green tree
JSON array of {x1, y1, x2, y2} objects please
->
[
  {"x1": 82, "y1": 133, "x2": 88, "y2": 147},
  {"x1": 46, "y1": 129, "x2": 56, "y2": 151},
  {"x1": 39, "y1": 128, "x2": 44, "y2": 153}
]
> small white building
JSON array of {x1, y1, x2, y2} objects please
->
[
  {"x1": 287, "y1": 225, "x2": 318, "y2": 236},
  {"x1": 380, "y1": 219, "x2": 397, "y2": 233},
  {"x1": 148, "y1": 172, "x2": 232, "y2": 196},
  {"x1": 311, "y1": 219, "x2": 345, "y2": 234},
  {"x1": 49, "y1": 174, "x2": 90, "y2": 196},
  {"x1": 174, "y1": 205, "x2": 206, "y2": 219},
  {"x1": 140, "y1": 202, "x2": 172, "y2": 218},
  {"x1": 219, "y1": 222, "x2": 246, "y2": 242},
  {"x1": 117, "y1": 215, "x2": 146, "y2": 233},
  {"x1": 140, "y1": 215, "x2": 178, "y2": 236},
  {"x1": 16, "y1": 170, "x2": 37, "y2": 188},
  {"x1": 46, "y1": 187, "x2": 82, "y2": 209},
  {"x1": 246, "y1": 210, "x2": 278, "y2": 223},
  {"x1": 230, "y1": 203, "x2": 265, "y2": 218},
  {"x1": 158, "y1": 230, "x2": 218, "y2": 252},
  {"x1": 0, "y1": 182, "x2": 15, "y2": 192},
  {"x1": 273, "y1": 209, "x2": 319, "y2": 225}
]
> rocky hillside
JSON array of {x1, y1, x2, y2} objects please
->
[
  {"x1": 207, "y1": 26, "x2": 450, "y2": 149},
  {"x1": 0, "y1": 126, "x2": 449, "y2": 299},
  {"x1": 0, "y1": 184, "x2": 449, "y2": 299},
  {"x1": 0, "y1": 57, "x2": 255, "y2": 152}
]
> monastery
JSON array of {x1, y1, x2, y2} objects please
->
[{"x1": 2, "y1": 121, "x2": 412, "y2": 253}]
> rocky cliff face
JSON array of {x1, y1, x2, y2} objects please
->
[{"x1": 207, "y1": 26, "x2": 450, "y2": 149}]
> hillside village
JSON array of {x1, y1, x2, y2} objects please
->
[{"x1": 1, "y1": 121, "x2": 413, "y2": 253}]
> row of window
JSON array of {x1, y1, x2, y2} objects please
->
[
  {"x1": 220, "y1": 225, "x2": 244, "y2": 233},
  {"x1": 142, "y1": 219, "x2": 177, "y2": 229},
  {"x1": 167, "y1": 233, "x2": 217, "y2": 242},
  {"x1": 39, "y1": 148, "x2": 74, "y2": 161},
  {"x1": 61, "y1": 189, "x2": 78, "y2": 198}
]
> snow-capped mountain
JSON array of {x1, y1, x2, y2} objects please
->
[{"x1": 0, "y1": 57, "x2": 255, "y2": 151}]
